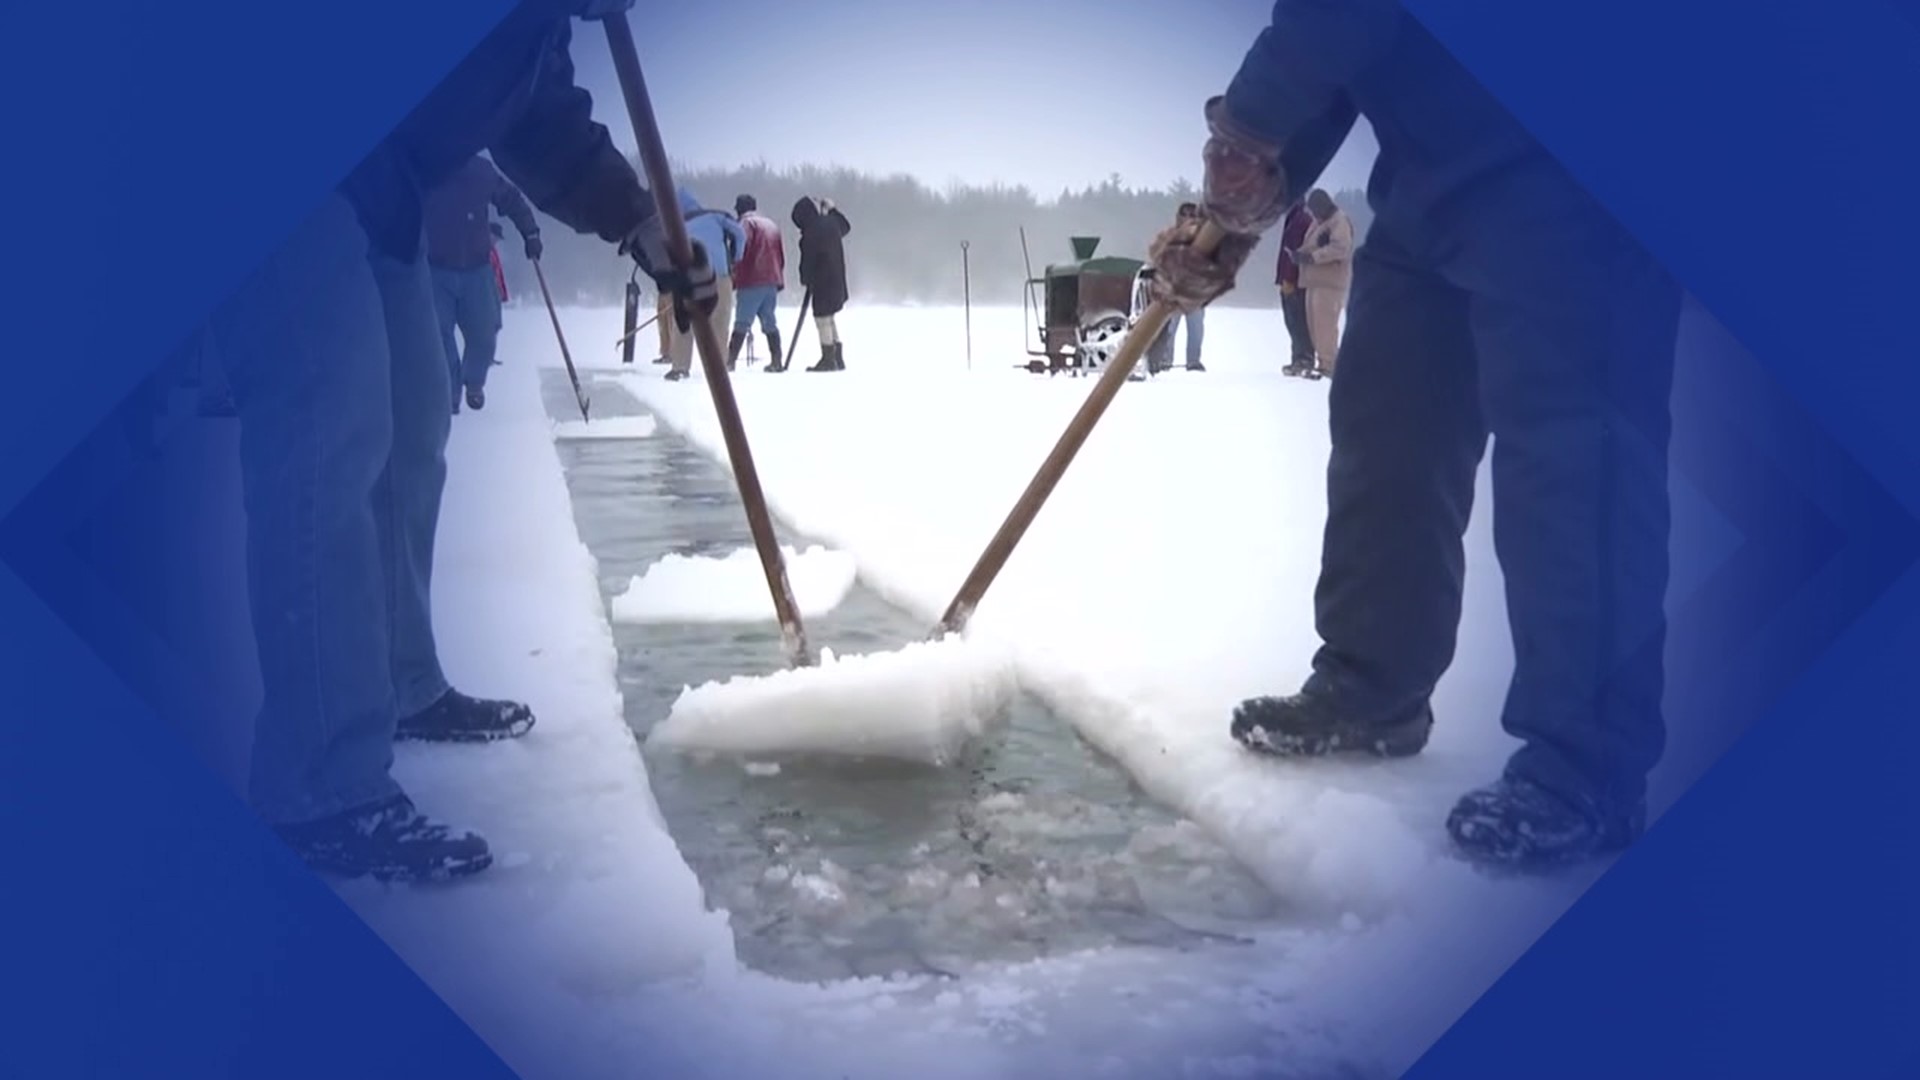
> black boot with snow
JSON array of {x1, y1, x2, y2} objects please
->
[
  {"x1": 1231, "y1": 688, "x2": 1432, "y2": 758},
  {"x1": 275, "y1": 794, "x2": 491, "y2": 882},
  {"x1": 1446, "y1": 774, "x2": 1643, "y2": 869},
  {"x1": 807, "y1": 346, "x2": 834, "y2": 372},
  {"x1": 726, "y1": 329, "x2": 747, "y2": 371},
  {"x1": 764, "y1": 330, "x2": 784, "y2": 372},
  {"x1": 397, "y1": 688, "x2": 535, "y2": 744},
  {"x1": 465, "y1": 385, "x2": 484, "y2": 411}
]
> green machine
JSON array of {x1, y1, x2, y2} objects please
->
[{"x1": 1021, "y1": 233, "x2": 1173, "y2": 378}]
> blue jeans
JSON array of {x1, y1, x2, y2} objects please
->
[
  {"x1": 732, "y1": 284, "x2": 779, "y2": 337},
  {"x1": 432, "y1": 264, "x2": 501, "y2": 404},
  {"x1": 1177, "y1": 306, "x2": 1205, "y2": 367},
  {"x1": 218, "y1": 194, "x2": 453, "y2": 825}
]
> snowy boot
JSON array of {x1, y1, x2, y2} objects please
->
[
  {"x1": 275, "y1": 794, "x2": 491, "y2": 882},
  {"x1": 1446, "y1": 774, "x2": 1644, "y2": 869},
  {"x1": 764, "y1": 330, "x2": 784, "y2": 372},
  {"x1": 726, "y1": 328, "x2": 747, "y2": 372},
  {"x1": 1230, "y1": 688, "x2": 1432, "y2": 758},
  {"x1": 807, "y1": 345, "x2": 834, "y2": 372},
  {"x1": 465, "y1": 385, "x2": 484, "y2": 411},
  {"x1": 396, "y1": 688, "x2": 535, "y2": 743},
  {"x1": 830, "y1": 342, "x2": 845, "y2": 371}
]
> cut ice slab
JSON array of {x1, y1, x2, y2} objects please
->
[
  {"x1": 610, "y1": 544, "x2": 856, "y2": 624},
  {"x1": 648, "y1": 636, "x2": 1018, "y2": 766},
  {"x1": 552, "y1": 414, "x2": 657, "y2": 440}
]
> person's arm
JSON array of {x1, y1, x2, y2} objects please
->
[
  {"x1": 490, "y1": 19, "x2": 652, "y2": 244},
  {"x1": 722, "y1": 214, "x2": 747, "y2": 265},
  {"x1": 1316, "y1": 213, "x2": 1355, "y2": 264},
  {"x1": 826, "y1": 207, "x2": 851, "y2": 238},
  {"x1": 1221, "y1": 0, "x2": 1401, "y2": 148},
  {"x1": 485, "y1": 159, "x2": 543, "y2": 254}
]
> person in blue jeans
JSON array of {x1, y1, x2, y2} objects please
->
[
  {"x1": 425, "y1": 154, "x2": 543, "y2": 413},
  {"x1": 728, "y1": 193, "x2": 787, "y2": 371},
  {"x1": 1150, "y1": 0, "x2": 1681, "y2": 869},
  {"x1": 212, "y1": 0, "x2": 717, "y2": 883}
]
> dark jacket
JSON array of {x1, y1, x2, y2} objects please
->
[
  {"x1": 790, "y1": 197, "x2": 851, "y2": 316},
  {"x1": 1275, "y1": 203, "x2": 1314, "y2": 287},
  {"x1": 1222, "y1": 0, "x2": 1610, "y2": 276},
  {"x1": 339, "y1": 0, "x2": 652, "y2": 263},
  {"x1": 424, "y1": 156, "x2": 540, "y2": 271}
]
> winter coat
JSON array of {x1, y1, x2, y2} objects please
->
[
  {"x1": 424, "y1": 156, "x2": 540, "y2": 271},
  {"x1": 338, "y1": 0, "x2": 651, "y2": 264},
  {"x1": 1221, "y1": 0, "x2": 1615, "y2": 280},
  {"x1": 791, "y1": 197, "x2": 852, "y2": 317},
  {"x1": 732, "y1": 211, "x2": 787, "y2": 290},
  {"x1": 1296, "y1": 209, "x2": 1354, "y2": 292},
  {"x1": 1275, "y1": 204, "x2": 1314, "y2": 288},
  {"x1": 677, "y1": 188, "x2": 747, "y2": 279}
]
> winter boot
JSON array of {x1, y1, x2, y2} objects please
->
[
  {"x1": 764, "y1": 330, "x2": 784, "y2": 372},
  {"x1": 396, "y1": 688, "x2": 535, "y2": 743},
  {"x1": 1230, "y1": 688, "x2": 1433, "y2": 759},
  {"x1": 726, "y1": 328, "x2": 747, "y2": 372},
  {"x1": 1186, "y1": 360, "x2": 1206, "y2": 372},
  {"x1": 1446, "y1": 775, "x2": 1644, "y2": 869},
  {"x1": 664, "y1": 369, "x2": 689, "y2": 382},
  {"x1": 807, "y1": 346, "x2": 835, "y2": 372},
  {"x1": 465, "y1": 385, "x2": 485, "y2": 411},
  {"x1": 275, "y1": 794, "x2": 491, "y2": 882},
  {"x1": 830, "y1": 342, "x2": 845, "y2": 371}
]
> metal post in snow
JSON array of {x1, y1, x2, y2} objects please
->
[{"x1": 962, "y1": 240, "x2": 972, "y2": 372}]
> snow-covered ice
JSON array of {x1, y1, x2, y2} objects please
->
[
  {"x1": 166, "y1": 296, "x2": 1727, "y2": 1080},
  {"x1": 608, "y1": 543, "x2": 857, "y2": 624},
  {"x1": 649, "y1": 635, "x2": 1018, "y2": 766}
]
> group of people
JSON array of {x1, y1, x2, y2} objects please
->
[
  {"x1": 1275, "y1": 188, "x2": 1353, "y2": 379},
  {"x1": 1149, "y1": 190, "x2": 1354, "y2": 380},
  {"x1": 187, "y1": 0, "x2": 1679, "y2": 884},
  {"x1": 645, "y1": 191, "x2": 853, "y2": 378}
]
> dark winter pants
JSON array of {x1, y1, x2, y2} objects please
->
[
  {"x1": 1302, "y1": 220, "x2": 1680, "y2": 813},
  {"x1": 1281, "y1": 287, "x2": 1313, "y2": 366},
  {"x1": 432, "y1": 264, "x2": 501, "y2": 408}
]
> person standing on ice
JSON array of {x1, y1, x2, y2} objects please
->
[
  {"x1": 424, "y1": 154, "x2": 543, "y2": 412},
  {"x1": 729, "y1": 194, "x2": 788, "y2": 372},
  {"x1": 1149, "y1": 0, "x2": 1681, "y2": 869},
  {"x1": 664, "y1": 187, "x2": 745, "y2": 382},
  {"x1": 1275, "y1": 200, "x2": 1316, "y2": 376},
  {"x1": 1292, "y1": 188, "x2": 1353, "y2": 377},
  {"x1": 791, "y1": 195, "x2": 852, "y2": 372},
  {"x1": 1162, "y1": 202, "x2": 1209, "y2": 373},
  {"x1": 211, "y1": 0, "x2": 718, "y2": 882}
]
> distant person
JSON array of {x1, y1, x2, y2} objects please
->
[
  {"x1": 665, "y1": 187, "x2": 746, "y2": 382},
  {"x1": 791, "y1": 195, "x2": 852, "y2": 372},
  {"x1": 730, "y1": 194, "x2": 788, "y2": 372},
  {"x1": 1292, "y1": 188, "x2": 1353, "y2": 377},
  {"x1": 424, "y1": 154, "x2": 542, "y2": 411},
  {"x1": 1275, "y1": 201, "x2": 1316, "y2": 376},
  {"x1": 1167, "y1": 202, "x2": 1208, "y2": 372}
]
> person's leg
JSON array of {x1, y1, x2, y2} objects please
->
[
  {"x1": 758, "y1": 289, "x2": 783, "y2": 371},
  {"x1": 1282, "y1": 288, "x2": 1313, "y2": 370},
  {"x1": 1448, "y1": 220, "x2": 1681, "y2": 864},
  {"x1": 1307, "y1": 286, "x2": 1344, "y2": 374},
  {"x1": 431, "y1": 266, "x2": 465, "y2": 412},
  {"x1": 374, "y1": 247, "x2": 538, "y2": 742},
  {"x1": 710, "y1": 277, "x2": 736, "y2": 370},
  {"x1": 655, "y1": 292, "x2": 672, "y2": 363},
  {"x1": 457, "y1": 266, "x2": 501, "y2": 401},
  {"x1": 1232, "y1": 228, "x2": 1484, "y2": 756},
  {"x1": 1186, "y1": 304, "x2": 1206, "y2": 370},
  {"x1": 811, "y1": 313, "x2": 839, "y2": 371}
]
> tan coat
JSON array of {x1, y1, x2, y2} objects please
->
[{"x1": 1296, "y1": 209, "x2": 1355, "y2": 292}]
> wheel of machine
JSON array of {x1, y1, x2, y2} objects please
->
[{"x1": 1076, "y1": 311, "x2": 1143, "y2": 379}]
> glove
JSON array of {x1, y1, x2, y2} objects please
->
[
  {"x1": 524, "y1": 232, "x2": 543, "y2": 261},
  {"x1": 619, "y1": 214, "x2": 718, "y2": 332},
  {"x1": 1146, "y1": 212, "x2": 1260, "y2": 311},
  {"x1": 1200, "y1": 96, "x2": 1289, "y2": 236},
  {"x1": 818, "y1": 197, "x2": 835, "y2": 214}
]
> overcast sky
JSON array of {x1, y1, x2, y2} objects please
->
[{"x1": 568, "y1": 0, "x2": 1378, "y2": 197}]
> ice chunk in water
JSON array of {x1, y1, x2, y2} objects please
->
[
  {"x1": 647, "y1": 637, "x2": 1017, "y2": 766},
  {"x1": 610, "y1": 544, "x2": 858, "y2": 624}
]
